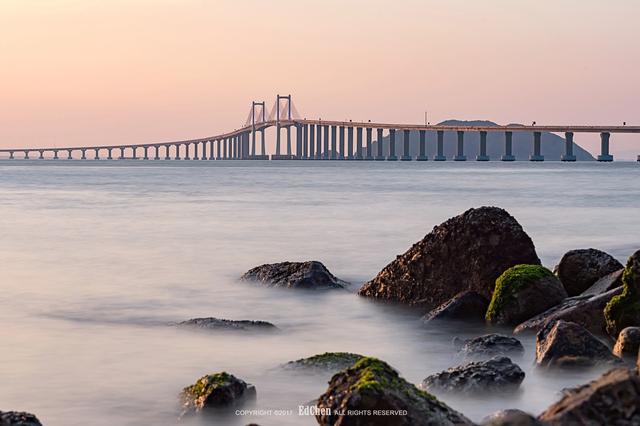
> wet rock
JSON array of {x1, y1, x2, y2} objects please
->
[
  {"x1": 284, "y1": 352, "x2": 364, "y2": 373},
  {"x1": 604, "y1": 250, "x2": 640, "y2": 338},
  {"x1": 421, "y1": 356, "x2": 525, "y2": 395},
  {"x1": 458, "y1": 334, "x2": 524, "y2": 360},
  {"x1": 554, "y1": 248, "x2": 623, "y2": 296},
  {"x1": 176, "y1": 317, "x2": 277, "y2": 332},
  {"x1": 179, "y1": 372, "x2": 256, "y2": 416},
  {"x1": 480, "y1": 409, "x2": 543, "y2": 426},
  {"x1": 513, "y1": 286, "x2": 623, "y2": 336},
  {"x1": 535, "y1": 320, "x2": 619, "y2": 368},
  {"x1": 240, "y1": 261, "x2": 347, "y2": 289},
  {"x1": 486, "y1": 265, "x2": 567, "y2": 325},
  {"x1": 613, "y1": 327, "x2": 640, "y2": 358},
  {"x1": 0, "y1": 412, "x2": 43, "y2": 426},
  {"x1": 422, "y1": 291, "x2": 489, "y2": 323},
  {"x1": 581, "y1": 269, "x2": 623, "y2": 297},
  {"x1": 316, "y1": 357, "x2": 473, "y2": 426},
  {"x1": 538, "y1": 367, "x2": 640, "y2": 425},
  {"x1": 359, "y1": 207, "x2": 540, "y2": 310}
]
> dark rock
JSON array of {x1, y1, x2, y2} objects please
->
[
  {"x1": 176, "y1": 317, "x2": 277, "y2": 332},
  {"x1": 421, "y1": 356, "x2": 525, "y2": 395},
  {"x1": 458, "y1": 334, "x2": 524, "y2": 360},
  {"x1": 422, "y1": 291, "x2": 489, "y2": 323},
  {"x1": 513, "y1": 286, "x2": 623, "y2": 336},
  {"x1": 359, "y1": 207, "x2": 540, "y2": 310},
  {"x1": 535, "y1": 320, "x2": 619, "y2": 368},
  {"x1": 604, "y1": 250, "x2": 640, "y2": 338},
  {"x1": 0, "y1": 412, "x2": 43, "y2": 426},
  {"x1": 240, "y1": 261, "x2": 347, "y2": 289},
  {"x1": 581, "y1": 269, "x2": 623, "y2": 297},
  {"x1": 613, "y1": 327, "x2": 640, "y2": 358},
  {"x1": 316, "y1": 357, "x2": 473, "y2": 426},
  {"x1": 486, "y1": 265, "x2": 567, "y2": 325},
  {"x1": 179, "y1": 372, "x2": 256, "y2": 416},
  {"x1": 284, "y1": 352, "x2": 364, "y2": 373},
  {"x1": 480, "y1": 409, "x2": 543, "y2": 426},
  {"x1": 554, "y1": 248, "x2": 623, "y2": 296},
  {"x1": 538, "y1": 367, "x2": 640, "y2": 425}
]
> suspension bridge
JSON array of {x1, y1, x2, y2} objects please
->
[{"x1": 1, "y1": 95, "x2": 639, "y2": 162}]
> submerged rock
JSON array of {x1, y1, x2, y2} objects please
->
[
  {"x1": 486, "y1": 264, "x2": 567, "y2": 325},
  {"x1": 538, "y1": 367, "x2": 640, "y2": 425},
  {"x1": 0, "y1": 412, "x2": 43, "y2": 426},
  {"x1": 179, "y1": 372, "x2": 256, "y2": 416},
  {"x1": 240, "y1": 261, "x2": 347, "y2": 289},
  {"x1": 535, "y1": 320, "x2": 619, "y2": 368},
  {"x1": 554, "y1": 248, "x2": 623, "y2": 296},
  {"x1": 316, "y1": 357, "x2": 473, "y2": 426},
  {"x1": 581, "y1": 269, "x2": 623, "y2": 297},
  {"x1": 422, "y1": 291, "x2": 489, "y2": 323},
  {"x1": 421, "y1": 356, "x2": 525, "y2": 395},
  {"x1": 604, "y1": 250, "x2": 640, "y2": 339},
  {"x1": 284, "y1": 352, "x2": 364, "y2": 373},
  {"x1": 480, "y1": 409, "x2": 543, "y2": 426},
  {"x1": 458, "y1": 334, "x2": 524, "y2": 360},
  {"x1": 613, "y1": 327, "x2": 640, "y2": 358},
  {"x1": 176, "y1": 317, "x2": 277, "y2": 332},
  {"x1": 359, "y1": 207, "x2": 540, "y2": 310}
]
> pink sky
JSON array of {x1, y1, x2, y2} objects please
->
[{"x1": 1, "y1": 0, "x2": 638, "y2": 158}]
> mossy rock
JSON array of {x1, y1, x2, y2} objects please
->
[
  {"x1": 604, "y1": 250, "x2": 640, "y2": 338},
  {"x1": 486, "y1": 264, "x2": 567, "y2": 325},
  {"x1": 179, "y1": 372, "x2": 256, "y2": 416},
  {"x1": 284, "y1": 352, "x2": 364, "y2": 373}
]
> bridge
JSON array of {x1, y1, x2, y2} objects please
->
[{"x1": 1, "y1": 95, "x2": 639, "y2": 162}]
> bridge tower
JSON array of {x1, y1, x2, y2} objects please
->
[
  {"x1": 274, "y1": 94, "x2": 292, "y2": 159},
  {"x1": 251, "y1": 101, "x2": 267, "y2": 159}
]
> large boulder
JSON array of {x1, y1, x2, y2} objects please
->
[
  {"x1": 315, "y1": 357, "x2": 473, "y2": 426},
  {"x1": 359, "y1": 207, "x2": 540, "y2": 310},
  {"x1": 581, "y1": 269, "x2": 623, "y2": 297},
  {"x1": 179, "y1": 372, "x2": 256, "y2": 416},
  {"x1": 486, "y1": 265, "x2": 567, "y2": 325},
  {"x1": 457, "y1": 334, "x2": 524, "y2": 360},
  {"x1": 284, "y1": 352, "x2": 364, "y2": 373},
  {"x1": 0, "y1": 412, "x2": 43, "y2": 426},
  {"x1": 176, "y1": 317, "x2": 277, "y2": 332},
  {"x1": 480, "y1": 409, "x2": 543, "y2": 426},
  {"x1": 604, "y1": 250, "x2": 640, "y2": 338},
  {"x1": 535, "y1": 320, "x2": 619, "y2": 368},
  {"x1": 240, "y1": 261, "x2": 347, "y2": 290},
  {"x1": 421, "y1": 356, "x2": 525, "y2": 395},
  {"x1": 538, "y1": 367, "x2": 640, "y2": 425},
  {"x1": 554, "y1": 248, "x2": 623, "y2": 296},
  {"x1": 613, "y1": 327, "x2": 640, "y2": 358},
  {"x1": 422, "y1": 291, "x2": 489, "y2": 323}
]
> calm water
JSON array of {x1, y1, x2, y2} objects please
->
[{"x1": 1, "y1": 160, "x2": 639, "y2": 426}]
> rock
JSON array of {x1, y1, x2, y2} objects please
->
[
  {"x1": 179, "y1": 372, "x2": 256, "y2": 416},
  {"x1": 554, "y1": 248, "x2": 623, "y2": 296},
  {"x1": 0, "y1": 412, "x2": 43, "y2": 426},
  {"x1": 538, "y1": 367, "x2": 640, "y2": 425},
  {"x1": 240, "y1": 261, "x2": 347, "y2": 289},
  {"x1": 421, "y1": 356, "x2": 525, "y2": 395},
  {"x1": 176, "y1": 317, "x2": 277, "y2": 332},
  {"x1": 486, "y1": 264, "x2": 567, "y2": 325},
  {"x1": 458, "y1": 334, "x2": 524, "y2": 360},
  {"x1": 613, "y1": 327, "x2": 640, "y2": 358},
  {"x1": 480, "y1": 409, "x2": 543, "y2": 426},
  {"x1": 535, "y1": 320, "x2": 619, "y2": 368},
  {"x1": 513, "y1": 286, "x2": 623, "y2": 336},
  {"x1": 604, "y1": 250, "x2": 640, "y2": 338},
  {"x1": 359, "y1": 207, "x2": 540, "y2": 310},
  {"x1": 284, "y1": 352, "x2": 364, "y2": 373},
  {"x1": 581, "y1": 269, "x2": 623, "y2": 297},
  {"x1": 422, "y1": 291, "x2": 489, "y2": 323},
  {"x1": 316, "y1": 357, "x2": 473, "y2": 426}
]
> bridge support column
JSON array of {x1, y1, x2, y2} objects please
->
[
  {"x1": 184, "y1": 143, "x2": 191, "y2": 160},
  {"x1": 53, "y1": 150, "x2": 59, "y2": 160},
  {"x1": 323, "y1": 125, "x2": 329, "y2": 159},
  {"x1": 295, "y1": 125, "x2": 303, "y2": 159},
  {"x1": 365, "y1": 128, "x2": 373, "y2": 160},
  {"x1": 417, "y1": 130, "x2": 428, "y2": 161},
  {"x1": 215, "y1": 140, "x2": 221, "y2": 160},
  {"x1": 477, "y1": 131, "x2": 489, "y2": 161},
  {"x1": 331, "y1": 125, "x2": 337, "y2": 159},
  {"x1": 118, "y1": 147, "x2": 125, "y2": 160},
  {"x1": 434, "y1": 130, "x2": 446, "y2": 161},
  {"x1": 309, "y1": 125, "x2": 315, "y2": 159},
  {"x1": 530, "y1": 132, "x2": 544, "y2": 161},
  {"x1": 175, "y1": 144, "x2": 181, "y2": 160},
  {"x1": 286, "y1": 126, "x2": 292, "y2": 156},
  {"x1": 164, "y1": 145, "x2": 170, "y2": 160},
  {"x1": 143, "y1": 147, "x2": 149, "y2": 160},
  {"x1": 260, "y1": 130, "x2": 266, "y2": 157},
  {"x1": 192, "y1": 142, "x2": 198, "y2": 160},
  {"x1": 375, "y1": 128, "x2": 385, "y2": 160},
  {"x1": 154, "y1": 146, "x2": 160, "y2": 160},
  {"x1": 401, "y1": 129, "x2": 412, "y2": 160},
  {"x1": 107, "y1": 149, "x2": 112, "y2": 160},
  {"x1": 39, "y1": 150, "x2": 44, "y2": 160},
  {"x1": 339, "y1": 126, "x2": 345, "y2": 159},
  {"x1": 561, "y1": 132, "x2": 576, "y2": 161},
  {"x1": 598, "y1": 132, "x2": 613, "y2": 162},
  {"x1": 251, "y1": 130, "x2": 256, "y2": 158},
  {"x1": 24, "y1": 151, "x2": 30, "y2": 159},
  {"x1": 356, "y1": 127, "x2": 363, "y2": 160},
  {"x1": 303, "y1": 125, "x2": 309, "y2": 159},
  {"x1": 454, "y1": 131, "x2": 466, "y2": 161},
  {"x1": 94, "y1": 149, "x2": 100, "y2": 160},
  {"x1": 81, "y1": 149, "x2": 86, "y2": 160},
  {"x1": 208, "y1": 140, "x2": 213, "y2": 160},
  {"x1": 502, "y1": 131, "x2": 515, "y2": 161},
  {"x1": 347, "y1": 127, "x2": 354, "y2": 159},
  {"x1": 202, "y1": 141, "x2": 208, "y2": 160},
  {"x1": 387, "y1": 129, "x2": 397, "y2": 160},
  {"x1": 133, "y1": 147, "x2": 139, "y2": 160},
  {"x1": 9, "y1": 151, "x2": 14, "y2": 159},
  {"x1": 68, "y1": 150, "x2": 74, "y2": 160},
  {"x1": 275, "y1": 123, "x2": 281, "y2": 156}
]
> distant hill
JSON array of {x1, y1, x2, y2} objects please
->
[{"x1": 370, "y1": 120, "x2": 595, "y2": 161}]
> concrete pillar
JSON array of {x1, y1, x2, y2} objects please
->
[
  {"x1": 184, "y1": 143, "x2": 190, "y2": 160},
  {"x1": 208, "y1": 140, "x2": 213, "y2": 160},
  {"x1": 216, "y1": 140, "x2": 221, "y2": 160},
  {"x1": 309, "y1": 124, "x2": 315, "y2": 159},
  {"x1": 24, "y1": 151, "x2": 30, "y2": 159},
  {"x1": 296, "y1": 125, "x2": 303, "y2": 159},
  {"x1": 107, "y1": 148, "x2": 112, "y2": 160},
  {"x1": 286, "y1": 126, "x2": 292, "y2": 156},
  {"x1": 175, "y1": 144, "x2": 181, "y2": 160},
  {"x1": 154, "y1": 146, "x2": 160, "y2": 160},
  {"x1": 201, "y1": 141, "x2": 207, "y2": 160},
  {"x1": 598, "y1": 132, "x2": 613, "y2": 162},
  {"x1": 401, "y1": 129, "x2": 412, "y2": 161},
  {"x1": 164, "y1": 145, "x2": 170, "y2": 160},
  {"x1": 434, "y1": 130, "x2": 446, "y2": 161},
  {"x1": 388, "y1": 129, "x2": 397, "y2": 160},
  {"x1": 193, "y1": 142, "x2": 198, "y2": 160},
  {"x1": 365, "y1": 128, "x2": 373, "y2": 160},
  {"x1": 251, "y1": 130, "x2": 256, "y2": 157},
  {"x1": 561, "y1": 132, "x2": 576, "y2": 161},
  {"x1": 303, "y1": 125, "x2": 309, "y2": 159},
  {"x1": 260, "y1": 130, "x2": 266, "y2": 156},
  {"x1": 323, "y1": 125, "x2": 329, "y2": 159},
  {"x1": 454, "y1": 131, "x2": 466, "y2": 161},
  {"x1": 331, "y1": 125, "x2": 337, "y2": 160},
  {"x1": 276, "y1": 123, "x2": 281, "y2": 156},
  {"x1": 417, "y1": 130, "x2": 428, "y2": 161},
  {"x1": 54, "y1": 150, "x2": 59, "y2": 160},
  {"x1": 94, "y1": 149, "x2": 100, "y2": 160},
  {"x1": 39, "y1": 150, "x2": 44, "y2": 160},
  {"x1": 530, "y1": 131, "x2": 544, "y2": 161},
  {"x1": 132, "y1": 147, "x2": 139, "y2": 160},
  {"x1": 233, "y1": 137, "x2": 238, "y2": 159},
  {"x1": 356, "y1": 127, "x2": 363, "y2": 160},
  {"x1": 502, "y1": 131, "x2": 515, "y2": 161},
  {"x1": 375, "y1": 128, "x2": 385, "y2": 160},
  {"x1": 347, "y1": 127, "x2": 354, "y2": 160},
  {"x1": 9, "y1": 151, "x2": 14, "y2": 159},
  {"x1": 339, "y1": 126, "x2": 345, "y2": 159},
  {"x1": 68, "y1": 149, "x2": 74, "y2": 160},
  {"x1": 477, "y1": 131, "x2": 489, "y2": 161},
  {"x1": 81, "y1": 149, "x2": 86, "y2": 160},
  {"x1": 143, "y1": 146, "x2": 149, "y2": 160}
]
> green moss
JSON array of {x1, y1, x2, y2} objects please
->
[
  {"x1": 486, "y1": 264, "x2": 554, "y2": 322},
  {"x1": 287, "y1": 352, "x2": 363, "y2": 370},
  {"x1": 183, "y1": 372, "x2": 233, "y2": 398},
  {"x1": 604, "y1": 253, "x2": 640, "y2": 336}
]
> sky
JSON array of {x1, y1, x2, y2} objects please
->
[{"x1": 1, "y1": 0, "x2": 639, "y2": 158}]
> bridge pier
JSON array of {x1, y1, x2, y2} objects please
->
[
  {"x1": 107, "y1": 148, "x2": 112, "y2": 160},
  {"x1": 175, "y1": 144, "x2": 181, "y2": 160},
  {"x1": 80, "y1": 149, "x2": 86, "y2": 160},
  {"x1": 530, "y1": 131, "x2": 544, "y2": 161},
  {"x1": 315, "y1": 124, "x2": 321, "y2": 159},
  {"x1": 184, "y1": 143, "x2": 191, "y2": 160},
  {"x1": 561, "y1": 132, "x2": 576, "y2": 161},
  {"x1": 338, "y1": 126, "x2": 345, "y2": 159},
  {"x1": 365, "y1": 128, "x2": 373, "y2": 160},
  {"x1": 208, "y1": 140, "x2": 214, "y2": 160},
  {"x1": 216, "y1": 140, "x2": 221, "y2": 160},
  {"x1": 133, "y1": 146, "x2": 139, "y2": 160},
  {"x1": 417, "y1": 130, "x2": 427, "y2": 161},
  {"x1": 477, "y1": 131, "x2": 490, "y2": 161},
  {"x1": 323, "y1": 125, "x2": 329, "y2": 159},
  {"x1": 598, "y1": 132, "x2": 613, "y2": 161},
  {"x1": 119, "y1": 147, "x2": 125, "y2": 160},
  {"x1": 39, "y1": 150, "x2": 44, "y2": 160},
  {"x1": 401, "y1": 129, "x2": 412, "y2": 161},
  {"x1": 68, "y1": 149, "x2": 74, "y2": 160},
  {"x1": 331, "y1": 125, "x2": 337, "y2": 160},
  {"x1": 154, "y1": 146, "x2": 160, "y2": 160},
  {"x1": 434, "y1": 130, "x2": 446, "y2": 161},
  {"x1": 375, "y1": 128, "x2": 385, "y2": 160},
  {"x1": 309, "y1": 125, "x2": 315, "y2": 159},
  {"x1": 303, "y1": 125, "x2": 309, "y2": 159},
  {"x1": 454, "y1": 131, "x2": 466, "y2": 161},
  {"x1": 502, "y1": 131, "x2": 515, "y2": 161},
  {"x1": 387, "y1": 129, "x2": 397, "y2": 160},
  {"x1": 356, "y1": 127, "x2": 363, "y2": 160},
  {"x1": 9, "y1": 151, "x2": 14, "y2": 159},
  {"x1": 24, "y1": 150, "x2": 30, "y2": 159},
  {"x1": 296, "y1": 125, "x2": 303, "y2": 159},
  {"x1": 192, "y1": 142, "x2": 198, "y2": 160},
  {"x1": 94, "y1": 149, "x2": 100, "y2": 160},
  {"x1": 346, "y1": 127, "x2": 354, "y2": 160},
  {"x1": 53, "y1": 150, "x2": 59, "y2": 160}
]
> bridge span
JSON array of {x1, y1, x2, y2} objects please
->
[{"x1": 1, "y1": 95, "x2": 639, "y2": 162}]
